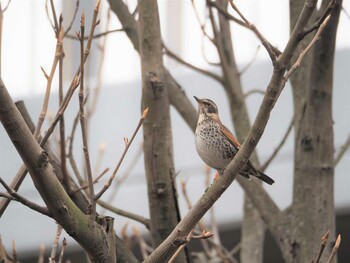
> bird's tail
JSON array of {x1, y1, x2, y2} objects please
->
[{"x1": 256, "y1": 171, "x2": 274, "y2": 185}]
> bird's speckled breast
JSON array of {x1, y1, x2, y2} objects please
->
[{"x1": 195, "y1": 119, "x2": 237, "y2": 169}]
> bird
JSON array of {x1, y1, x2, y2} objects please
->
[{"x1": 194, "y1": 96, "x2": 274, "y2": 185}]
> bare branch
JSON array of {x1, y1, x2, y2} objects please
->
[
  {"x1": 164, "y1": 44, "x2": 223, "y2": 83},
  {"x1": 34, "y1": 28, "x2": 64, "y2": 140},
  {"x1": 334, "y1": 134, "x2": 350, "y2": 165},
  {"x1": 326, "y1": 234, "x2": 341, "y2": 263},
  {"x1": 49, "y1": 224, "x2": 62, "y2": 262},
  {"x1": 303, "y1": 0, "x2": 335, "y2": 37},
  {"x1": 260, "y1": 116, "x2": 294, "y2": 172},
  {"x1": 191, "y1": 0, "x2": 216, "y2": 44},
  {"x1": 227, "y1": 0, "x2": 281, "y2": 62},
  {"x1": 207, "y1": 0, "x2": 247, "y2": 28},
  {"x1": 67, "y1": 28, "x2": 124, "y2": 40},
  {"x1": 97, "y1": 200, "x2": 150, "y2": 228},
  {"x1": 314, "y1": 230, "x2": 329, "y2": 263},
  {"x1": 244, "y1": 89, "x2": 265, "y2": 98},
  {"x1": 239, "y1": 45, "x2": 260, "y2": 75},
  {"x1": 57, "y1": 238, "x2": 67, "y2": 263},
  {"x1": 78, "y1": 12, "x2": 96, "y2": 218},
  {"x1": 94, "y1": 108, "x2": 148, "y2": 200},
  {"x1": 0, "y1": 177, "x2": 52, "y2": 217},
  {"x1": 1, "y1": 0, "x2": 12, "y2": 12},
  {"x1": 63, "y1": 0, "x2": 80, "y2": 37},
  {"x1": 284, "y1": 15, "x2": 332, "y2": 81}
]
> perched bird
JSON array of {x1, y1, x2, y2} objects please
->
[{"x1": 194, "y1": 96, "x2": 274, "y2": 185}]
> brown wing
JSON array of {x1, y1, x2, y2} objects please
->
[
  {"x1": 218, "y1": 121, "x2": 274, "y2": 185},
  {"x1": 218, "y1": 122, "x2": 241, "y2": 150}
]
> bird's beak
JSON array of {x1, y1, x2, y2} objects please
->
[{"x1": 194, "y1": 96, "x2": 203, "y2": 104}]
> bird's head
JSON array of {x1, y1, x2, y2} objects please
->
[{"x1": 194, "y1": 96, "x2": 220, "y2": 121}]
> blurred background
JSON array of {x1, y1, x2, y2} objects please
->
[{"x1": 0, "y1": 0, "x2": 349, "y2": 262}]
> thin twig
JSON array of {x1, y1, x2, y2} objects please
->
[
  {"x1": 78, "y1": 12, "x2": 96, "y2": 217},
  {"x1": 73, "y1": 168, "x2": 109, "y2": 194},
  {"x1": 67, "y1": 28, "x2": 124, "y2": 40},
  {"x1": 239, "y1": 45, "x2": 260, "y2": 75},
  {"x1": 303, "y1": 0, "x2": 335, "y2": 37},
  {"x1": 207, "y1": 0, "x2": 247, "y2": 28},
  {"x1": 169, "y1": 229, "x2": 213, "y2": 263},
  {"x1": 0, "y1": 177, "x2": 51, "y2": 217},
  {"x1": 57, "y1": 238, "x2": 67, "y2": 263},
  {"x1": 94, "y1": 108, "x2": 149, "y2": 201},
  {"x1": 191, "y1": 0, "x2": 216, "y2": 44},
  {"x1": 40, "y1": 0, "x2": 101, "y2": 149},
  {"x1": 168, "y1": 229, "x2": 195, "y2": 263},
  {"x1": 58, "y1": 21, "x2": 70, "y2": 193},
  {"x1": 49, "y1": 224, "x2": 62, "y2": 262},
  {"x1": 2, "y1": 0, "x2": 12, "y2": 12},
  {"x1": 164, "y1": 44, "x2": 223, "y2": 83},
  {"x1": 88, "y1": 8, "x2": 111, "y2": 119},
  {"x1": 34, "y1": 28, "x2": 64, "y2": 140},
  {"x1": 244, "y1": 89, "x2": 265, "y2": 98},
  {"x1": 45, "y1": 0, "x2": 55, "y2": 31},
  {"x1": 260, "y1": 116, "x2": 294, "y2": 172},
  {"x1": 283, "y1": 15, "x2": 332, "y2": 81},
  {"x1": 97, "y1": 200, "x2": 151, "y2": 229},
  {"x1": 314, "y1": 230, "x2": 329, "y2": 263},
  {"x1": 63, "y1": 0, "x2": 80, "y2": 37},
  {"x1": 334, "y1": 134, "x2": 350, "y2": 165},
  {"x1": 227, "y1": 0, "x2": 281, "y2": 62},
  {"x1": 49, "y1": 0, "x2": 59, "y2": 34},
  {"x1": 67, "y1": 96, "x2": 88, "y2": 187},
  {"x1": 326, "y1": 234, "x2": 341, "y2": 263},
  {"x1": 102, "y1": 142, "x2": 143, "y2": 209}
]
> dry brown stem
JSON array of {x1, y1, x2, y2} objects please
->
[
  {"x1": 49, "y1": 224, "x2": 62, "y2": 262},
  {"x1": 98, "y1": 199, "x2": 150, "y2": 228},
  {"x1": 227, "y1": 0, "x2": 281, "y2": 61},
  {"x1": 0, "y1": 177, "x2": 51, "y2": 217},
  {"x1": 326, "y1": 234, "x2": 341, "y2": 263},
  {"x1": 314, "y1": 230, "x2": 329, "y2": 263},
  {"x1": 34, "y1": 27, "x2": 64, "y2": 140},
  {"x1": 94, "y1": 108, "x2": 148, "y2": 201},
  {"x1": 78, "y1": 12, "x2": 96, "y2": 218},
  {"x1": 284, "y1": 15, "x2": 331, "y2": 81},
  {"x1": 57, "y1": 238, "x2": 67, "y2": 263},
  {"x1": 164, "y1": 44, "x2": 223, "y2": 83}
]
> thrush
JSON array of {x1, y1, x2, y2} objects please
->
[{"x1": 194, "y1": 96, "x2": 274, "y2": 185}]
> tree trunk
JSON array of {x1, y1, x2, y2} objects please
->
[
  {"x1": 138, "y1": 1, "x2": 187, "y2": 262},
  {"x1": 289, "y1": 0, "x2": 342, "y2": 262}
]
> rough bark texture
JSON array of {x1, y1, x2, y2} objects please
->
[
  {"x1": 138, "y1": 1, "x2": 187, "y2": 262},
  {"x1": 289, "y1": 0, "x2": 341, "y2": 262},
  {"x1": 0, "y1": 79, "x2": 116, "y2": 263}
]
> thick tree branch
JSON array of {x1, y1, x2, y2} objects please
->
[{"x1": 0, "y1": 78, "x2": 115, "y2": 263}]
